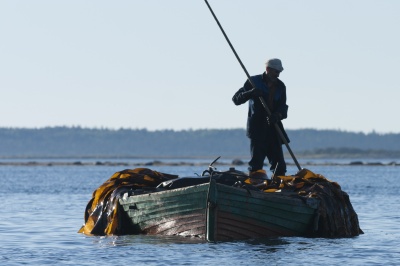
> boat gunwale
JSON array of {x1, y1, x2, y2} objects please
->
[{"x1": 120, "y1": 181, "x2": 319, "y2": 208}]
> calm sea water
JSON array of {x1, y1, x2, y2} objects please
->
[{"x1": 0, "y1": 160, "x2": 399, "y2": 265}]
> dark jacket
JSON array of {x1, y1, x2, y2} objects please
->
[{"x1": 232, "y1": 73, "x2": 290, "y2": 142}]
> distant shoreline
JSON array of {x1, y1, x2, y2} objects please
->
[
  {"x1": 0, "y1": 160, "x2": 398, "y2": 167},
  {"x1": 2, "y1": 128, "x2": 400, "y2": 160}
]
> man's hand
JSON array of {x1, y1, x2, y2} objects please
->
[
  {"x1": 267, "y1": 113, "x2": 282, "y2": 126},
  {"x1": 243, "y1": 88, "x2": 262, "y2": 100},
  {"x1": 249, "y1": 88, "x2": 263, "y2": 97}
]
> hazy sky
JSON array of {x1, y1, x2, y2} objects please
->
[{"x1": 1, "y1": 1, "x2": 399, "y2": 133}]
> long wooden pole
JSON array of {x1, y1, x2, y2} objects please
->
[{"x1": 204, "y1": 0, "x2": 301, "y2": 170}]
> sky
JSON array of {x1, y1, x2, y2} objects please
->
[{"x1": 1, "y1": 0, "x2": 399, "y2": 134}]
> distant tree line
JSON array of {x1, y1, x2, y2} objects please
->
[{"x1": 0, "y1": 127, "x2": 400, "y2": 158}]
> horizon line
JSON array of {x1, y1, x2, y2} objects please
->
[{"x1": 0, "y1": 126, "x2": 396, "y2": 135}]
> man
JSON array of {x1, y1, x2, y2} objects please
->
[{"x1": 232, "y1": 58, "x2": 289, "y2": 178}]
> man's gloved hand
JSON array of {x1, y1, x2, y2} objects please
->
[
  {"x1": 267, "y1": 113, "x2": 282, "y2": 126},
  {"x1": 244, "y1": 88, "x2": 262, "y2": 99},
  {"x1": 249, "y1": 88, "x2": 263, "y2": 97}
]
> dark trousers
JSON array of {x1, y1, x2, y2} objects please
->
[{"x1": 249, "y1": 136, "x2": 286, "y2": 176}]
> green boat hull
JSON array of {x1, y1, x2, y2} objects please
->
[{"x1": 119, "y1": 180, "x2": 319, "y2": 241}]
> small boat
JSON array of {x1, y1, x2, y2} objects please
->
[
  {"x1": 119, "y1": 178, "x2": 319, "y2": 241},
  {"x1": 78, "y1": 158, "x2": 363, "y2": 240}
]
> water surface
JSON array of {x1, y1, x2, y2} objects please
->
[{"x1": 0, "y1": 162, "x2": 399, "y2": 265}]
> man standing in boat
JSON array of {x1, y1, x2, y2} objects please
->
[{"x1": 232, "y1": 58, "x2": 289, "y2": 178}]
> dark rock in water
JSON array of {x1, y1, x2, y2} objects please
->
[
  {"x1": 145, "y1": 160, "x2": 162, "y2": 166},
  {"x1": 366, "y1": 162, "x2": 384, "y2": 166},
  {"x1": 73, "y1": 161, "x2": 83, "y2": 165},
  {"x1": 95, "y1": 161, "x2": 104, "y2": 165},
  {"x1": 349, "y1": 161, "x2": 363, "y2": 165},
  {"x1": 232, "y1": 159, "x2": 244, "y2": 165}
]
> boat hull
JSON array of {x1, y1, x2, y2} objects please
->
[{"x1": 119, "y1": 180, "x2": 319, "y2": 241}]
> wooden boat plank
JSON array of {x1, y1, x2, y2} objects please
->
[
  {"x1": 217, "y1": 203, "x2": 313, "y2": 230},
  {"x1": 143, "y1": 212, "x2": 206, "y2": 237},
  {"x1": 217, "y1": 184, "x2": 318, "y2": 212},
  {"x1": 128, "y1": 201, "x2": 205, "y2": 217},
  {"x1": 148, "y1": 220, "x2": 205, "y2": 237},
  {"x1": 217, "y1": 199, "x2": 315, "y2": 225},
  {"x1": 131, "y1": 191, "x2": 207, "y2": 209},
  {"x1": 218, "y1": 193, "x2": 317, "y2": 215},
  {"x1": 217, "y1": 210, "x2": 311, "y2": 237},
  {"x1": 127, "y1": 207, "x2": 206, "y2": 225},
  {"x1": 217, "y1": 214, "x2": 280, "y2": 238},
  {"x1": 217, "y1": 193, "x2": 316, "y2": 215},
  {"x1": 122, "y1": 184, "x2": 209, "y2": 205}
]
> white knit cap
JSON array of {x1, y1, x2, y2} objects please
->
[{"x1": 266, "y1": 58, "x2": 284, "y2": 72}]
